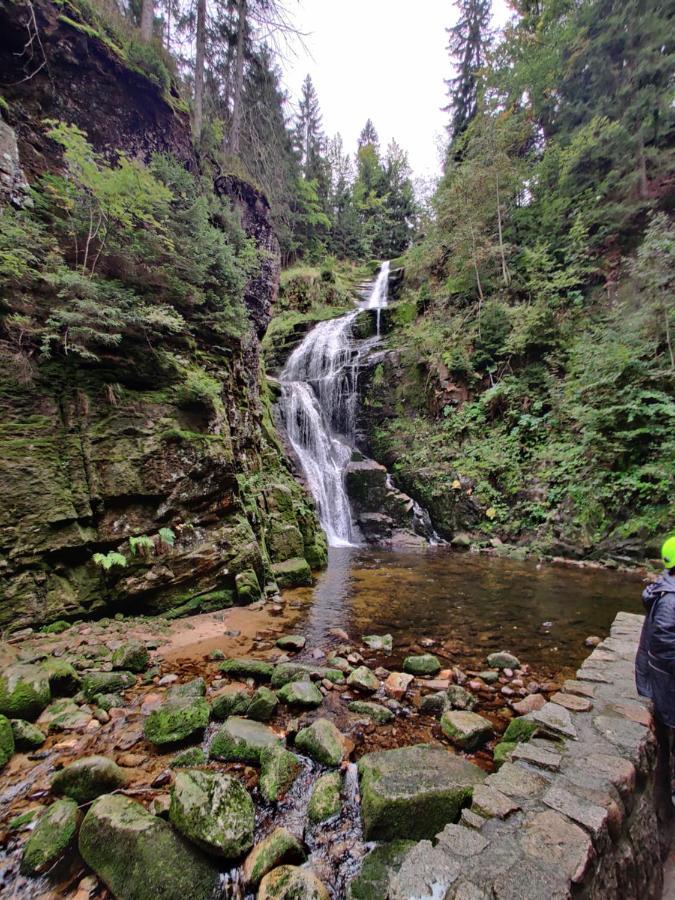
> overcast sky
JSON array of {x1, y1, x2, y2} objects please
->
[{"x1": 282, "y1": 1, "x2": 512, "y2": 182}]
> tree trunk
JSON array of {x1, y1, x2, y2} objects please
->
[
  {"x1": 140, "y1": 0, "x2": 154, "y2": 41},
  {"x1": 228, "y1": 0, "x2": 247, "y2": 155},
  {"x1": 495, "y1": 172, "x2": 510, "y2": 287},
  {"x1": 193, "y1": 0, "x2": 207, "y2": 141}
]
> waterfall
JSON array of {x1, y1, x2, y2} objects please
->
[{"x1": 278, "y1": 263, "x2": 390, "y2": 547}]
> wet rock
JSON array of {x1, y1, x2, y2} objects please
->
[
  {"x1": 144, "y1": 696, "x2": 210, "y2": 746},
  {"x1": 357, "y1": 744, "x2": 485, "y2": 841},
  {"x1": 209, "y1": 649, "x2": 225, "y2": 661},
  {"x1": 258, "y1": 865, "x2": 329, "y2": 900},
  {"x1": 486, "y1": 651, "x2": 520, "y2": 670},
  {"x1": 326, "y1": 655, "x2": 353, "y2": 674},
  {"x1": 346, "y1": 841, "x2": 415, "y2": 900},
  {"x1": 10, "y1": 718, "x2": 46, "y2": 750},
  {"x1": 446, "y1": 684, "x2": 478, "y2": 711},
  {"x1": 219, "y1": 658, "x2": 274, "y2": 680},
  {"x1": 0, "y1": 664, "x2": 51, "y2": 720},
  {"x1": 259, "y1": 745, "x2": 302, "y2": 802},
  {"x1": 79, "y1": 794, "x2": 219, "y2": 900},
  {"x1": 20, "y1": 798, "x2": 79, "y2": 875},
  {"x1": 82, "y1": 671, "x2": 135, "y2": 701},
  {"x1": 52, "y1": 755, "x2": 128, "y2": 803},
  {"x1": 111, "y1": 641, "x2": 149, "y2": 673},
  {"x1": 39, "y1": 698, "x2": 91, "y2": 732},
  {"x1": 243, "y1": 828, "x2": 306, "y2": 887},
  {"x1": 402, "y1": 654, "x2": 441, "y2": 676},
  {"x1": 271, "y1": 557, "x2": 313, "y2": 588},
  {"x1": 247, "y1": 687, "x2": 279, "y2": 721},
  {"x1": 271, "y1": 662, "x2": 344, "y2": 688},
  {"x1": 170, "y1": 769, "x2": 254, "y2": 859},
  {"x1": 348, "y1": 701, "x2": 394, "y2": 724},
  {"x1": 362, "y1": 634, "x2": 393, "y2": 653},
  {"x1": 384, "y1": 672, "x2": 414, "y2": 700},
  {"x1": 0, "y1": 714, "x2": 14, "y2": 766},
  {"x1": 441, "y1": 710, "x2": 493, "y2": 750},
  {"x1": 347, "y1": 666, "x2": 380, "y2": 694},
  {"x1": 9, "y1": 808, "x2": 44, "y2": 832},
  {"x1": 41, "y1": 658, "x2": 81, "y2": 696},
  {"x1": 295, "y1": 718, "x2": 350, "y2": 767},
  {"x1": 420, "y1": 691, "x2": 448, "y2": 716},
  {"x1": 210, "y1": 716, "x2": 282, "y2": 763},
  {"x1": 307, "y1": 771, "x2": 342, "y2": 823},
  {"x1": 211, "y1": 685, "x2": 252, "y2": 720},
  {"x1": 170, "y1": 747, "x2": 207, "y2": 768},
  {"x1": 277, "y1": 680, "x2": 323, "y2": 708},
  {"x1": 275, "y1": 635, "x2": 306, "y2": 652},
  {"x1": 585, "y1": 636, "x2": 602, "y2": 647}
]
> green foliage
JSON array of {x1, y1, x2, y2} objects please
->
[
  {"x1": 158, "y1": 527, "x2": 176, "y2": 548},
  {"x1": 126, "y1": 39, "x2": 171, "y2": 91},
  {"x1": 93, "y1": 551, "x2": 127, "y2": 571},
  {"x1": 128, "y1": 535, "x2": 155, "y2": 556}
]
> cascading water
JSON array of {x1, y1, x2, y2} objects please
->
[{"x1": 278, "y1": 264, "x2": 390, "y2": 547}]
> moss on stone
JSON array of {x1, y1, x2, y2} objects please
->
[
  {"x1": 209, "y1": 716, "x2": 282, "y2": 763},
  {"x1": 493, "y1": 741, "x2": 516, "y2": 767},
  {"x1": 10, "y1": 718, "x2": 46, "y2": 750},
  {"x1": 170, "y1": 747, "x2": 207, "y2": 768},
  {"x1": 0, "y1": 665, "x2": 51, "y2": 721},
  {"x1": 259, "y1": 745, "x2": 302, "y2": 802},
  {"x1": 40, "y1": 658, "x2": 81, "y2": 696},
  {"x1": 52, "y1": 755, "x2": 127, "y2": 803},
  {"x1": 0, "y1": 714, "x2": 15, "y2": 766},
  {"x1": 144, "y1": 697, "x2": 210, "y2": 746},
  {"x1": 502, "y1": 717, "x2": 538, "y2": 744},
  {"x1": 219, "y1": 658, "x2": 274, "y2": 681},
  {"x1": 247, "y1": 686, "x2": 279, "y2": 721},
  {"x1": 243, "y1": 827, "x2": 306, "y2": 888},
  {"x1": 20, "y1": 798, "x2": 79, "y2": 875},
  {"x1": 307, "y1": 771, "x2": 342, "y2": 823},
  {"x1": 82, "y1": 670, "x2": 135, "y2": 701},
  {"x1": 111, "y1": 640, "x2": 149, "y2": 673},
  {"x1": 271, "y1": 662, "x2": 344, "y2": 688},
  {"x1": 347, "y1": 701, "x2": 394, "y2": 724},
  {"x1": 210, "y1": 686, "x2": 252, "y2": 720},
  {"x1": 277, "y1": 680, "x2": 323, "y2": 708},
  {"x1": 402, "y1": 654, "x2": 441, "y2": 676},
  {"x1": 346, "y1": 841, "x2": 415, "y2": 900},
  {"x1": 271, "y1": 557, "x2": 312, "y2": 587},
  {"x1": 294, "y1": 718, "x2": 347, "y2": 767}
]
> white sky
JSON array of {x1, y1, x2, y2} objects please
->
[{"x1": 282, "y1": 1, "x2": 512, "y2": 181}]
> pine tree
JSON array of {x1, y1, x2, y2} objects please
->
[
  {"x1": 444, "y1": 0, "x2": 492, "y2": 145},
  {"x1": 358, "y1": 119, "x2": 379, "y2": 150},
  {"x1": 294, "y1": 75, "x2": 324, "y2": 178}
]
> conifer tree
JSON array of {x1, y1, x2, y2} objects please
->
[
  {"x1": 294, "y1": 75, "x2": 324, "y2": 179},
  {"x1": 444, "y1": 0, "x2": 492, "y2": 145}
]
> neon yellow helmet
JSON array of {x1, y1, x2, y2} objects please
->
[{"x1": 662, "y1": 536, "x2": 675, "y2": 568}]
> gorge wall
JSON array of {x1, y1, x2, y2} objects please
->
[{"x1": 0, "y1": 0, "x2": 326, "y2": 629}]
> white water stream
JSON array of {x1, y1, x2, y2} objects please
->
[{"x1": 278, "y1": 264, "x2": 389, "y2": 546}]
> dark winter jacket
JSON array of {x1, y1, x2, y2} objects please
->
[{"x1": 636, "y1": 571, "x2": 675, "y2": 726}]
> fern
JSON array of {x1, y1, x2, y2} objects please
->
[
  {"x1": 158, "y1": 527, "x2": 176, "y2": 548},
  {"x1": 93, "y1": 551, "x2": 127, "y2": 571},
  {"x1": 129, "y1": 535, "x2": 155, "y2": 556}
]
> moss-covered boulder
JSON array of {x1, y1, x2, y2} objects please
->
[
  {"x1": 243, "y1": 828, "x2": 306, "y2": 887},
  {"x1": 294, "y1": 718, "x2": 349, "y2": 767},
  {"x1": 40, "y1": 658, "x2": 81, "y2": 696},
  {"x1": 307, "y1": 772, "x2": 341, "y2": 823},
  {"x1": 82, "y1": 671, "x2": 135, "y2": 701},
  {"x1": 111, "y1": 641, "x2": 149, "y2": 673},
  {"x1": 144, "y1": 697, "x2": 210, "y2": 746},
  {"x1": 402, "y1": 654, "x2": 441, "y2": 677},
  {"x1": 259, "y1": 745, "x2": 302, "y2": 802},
  {"x1": 446, "y1": 684, "x2": 477, "y2": 711},
  {"x1": 247, "y1": 686, "x2": 279, "y2": 721},
  {"x1": 39, "y1": 698, "x2": 91, "y2": 732},
  {"x1": 346, "y1": 841, "x2": 415, "y2": 900},
  {"x1": 277, "y1": 680, "x2": 323, "y2": 708},
  {"x1": 271, "y1": 662, "x2": 344, "y2": 688},
  {"x1": 209, "y1": 716, "x2": 282, "y2": 763},
  {"x1": 486, "y1": 651, "x2": 520, "y2": 669},
  {"x1": 357, "y1": 744, "x2": 485, "y2": 841},
  {"x1": 235, "y1": 568, "x2": 262, "y2": 603},
  {"x1": 267, "y1": 523, "x2": 305, "y2": 563},
  {"x1": 96, "y1": 692, "x2": 126, "y2": 712},
  {"x1": 347, "y1": 667, "x2": 380, "y2": 694},
  {"x1": 258, "y1": 865, "x2": 329, "y2": 900},
  {"x1": 347, "y1": 701, "x2": 394, "y2": 724},
  {"x1": 210, "y1": 685, "x2": 252, "y2": 720},
  {"x1": 169, "y1": 769, "x2": 254, "y2": 859},
  {"x1": 0, "y1": 714, "x2": 15, "y2": 766},
  {"x1": 362, "y1": 634, "x2": 393, "y2": 653},
  {"x1": 11, "y1": 718, "x2": 46, "y2": 750},
  {"x1": 171, "y1": 747, "x2": 207, "y2": 768},
  {"x1": 271, "y1": 557, "x2": 313, "y2": 588},
  {"x1": 20, "y1": 798, "x2": 79, "y2": 875},
  {"x1": 79, "y1": 794, "x2": 219, "y2": 900},
  {"x1": 52, "y1": 755, "x2": 128, "y2": 803},
  {"x1": 219, "y1": 658, "x2": 274, "y2": 681},
  {"x1": 440, "y1": 710, "x2": 493, "y2": 751},
  {"x1": 275, "y1": 634, "x2": 306, "y2": 652},
  {"x1": 0, "y1": 665, "x2": 51, "y2": 720}
]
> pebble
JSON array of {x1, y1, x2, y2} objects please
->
[
  {"x1": 585, "y1": 635, "x2": 602, "y2": 647},
  {"x1": 503, "y1": 668, "x2": 514, "y2": 678},
  {"x1": 108, "y1": 708, "x2": 126, "y2": 721},
  {"x1": 117, "y1": 752, "x2": 147, "y2": 767},
  {"x1": 158, "y1": 674, "x2": 178, "y2": 686},
  {"x1": 501, "y1": 686, "x2": 515, "y2": 697}
]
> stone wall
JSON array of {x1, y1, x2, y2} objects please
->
[{"x1": 371, "y1": 612, "x2": 671, "y2": 900}]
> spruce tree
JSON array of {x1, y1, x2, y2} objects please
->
[
  {"x1": 294, "y1": 74, "x2": 324, "y2": 179},
  {"x1": 444, "y1": 0, "x2": 492, "y2": 145}
]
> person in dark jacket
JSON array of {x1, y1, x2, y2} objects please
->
[{"x1": 636, "y1": 536, "x2": 675, "y2": 725}]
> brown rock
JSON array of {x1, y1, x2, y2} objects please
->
[
  {"x1": 561, "y1": 680, "x2": 595, "y2": 698},
  {"x1": 512, "y1": 694, "x2": 546, "y2": 715},
  {"x1": 471, "y1": 784, "x2": 520, "y2": 819},
  {"x1": 117, "y1": 752, "x2": 147, "y2": 768},
  {"x1": 384, "y1": 672, "x2": 414, "y2": 700},
  {"x1": 550, "y1": 692, "x2": 593, "y2": 713},
  {"x1": 520, "y1": 810, "x2": 594, "y2": 883},
  {"x1": 585, "y1": 636, "x2": 602, "y2": 647}
]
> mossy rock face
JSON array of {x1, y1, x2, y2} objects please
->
[
  {"x1": 402, "y1": 654, "x2": 441, "y2": 677},
  {"x1": 258, "y1": 865, "x2": 330, "y2": 900},
  {"x1": 235, "y1": 568, "x2": 262, "y2": 603},
  {"x1": 52, "y1": 755, "x2": 128, "y2": 803},
  {"x1": 82, "y1": 671, "x2": 135, "y2": 701},
  {"x1": 0, "y1": 714, "x2": 15, "y2": 766},
  {"x1": 247, "y1": 687, "x2": 279, "y2": 722},
  {"x1": 79, "y1": 793, "x2": 220, "y2": 900},
  {"x1": 277, "y1": 680, "x2": 323, "y2": 708},
  {"x1": 209, "y1": 717, "x2": 282, "y2": 763},
  {"x1": 502, "y1": 717, "x2": 538, "y2": 744},
  {"x1": 270, "y1": 557, "x2": 312, "y2": 588},
  {"x1": 266, "y1": 523, "x2": 305, "y2": 563},
  {"x1": 294, "y1": 718, "x2": 348, "y2": 767},
  {"x1": 41, "y1": 620, "x2": 71, "y2": 634},
  {"x1": 40, "y1": 658, "x2": 81, "y2": 696},
  {"x1": 243, "y1": 827, "x2": 306, "y2": 887},
  {"x1": 9, "y1": 808, "x2": 43, "y2": 832},
  {"x1": 259, "y1": 745, "x2": 302, "y2": 802},
  {"x1": 346, "y1": 840, "x2": 416, "y2": 900},
  {"x1": 169, "y1": 769, "x2": 255, "y2": 859},
  {"x1": 11, "y1": 718, "x2": 46, "y2": 750},
  {"x1": 20, "y1": 798, "x2": 79, "y2": 875},
  {"x1": 347, "y1": 667, "x2": 379, "y2": 694},
  {"x1": 170, "y1": 747, "x2": 207, "y2": 768},
  {"x1": 440, "y1": 710, "x2": 493, "y2": 751},
  {"x1": 347, "y1": 701, "x2": 394, "y2": 725},
  {"x1": 271, "y1": 663, "x2": 344, "y2": 688},
  {"x1": 210, "y1": 686, "x2": 252, "y2": 720},
  {"x1": 0, "y1": 665, "x2": 51, "y2": 720},
  {"x1": 111, "y1": 641, "x2": 149, "y2": 673},
  {"x1": 219, "y1": 658, "x2": 274, "y2": 681},
  {"x1": 307, "y1": 772, "x2": 342, "y2": 823},
  {"x1": 144, "y1": 697, "x2": 210, "y2": 746},
  {"x1": 357, "y1": 744, "x2": 485, "y2": 841}
]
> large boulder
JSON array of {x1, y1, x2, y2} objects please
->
[
  {"x1": 209, "y1": 717, "x2": 282, "y2": 763},
  {"x1": 357, "y1": 744, "x2": 485, "y2": 841},
  {"x1": 258, "y1": 865, "x2": 329, "y2": 900},
  {"x1": 270, "y1": 558, "x2": 313, "y2": 587},
  {"x1": 52, "y1": 755, "x2": 128, "y2": 803},
  {"x1": 440, "y1": 710, "x2": 493, "y2": 751},
  {"x1": 0, "y1": 665, "x2": 51, "y2": 720},
  {"x1": 259, "y1": 746, "x2": 302, "y2": 802},
  {"x1": 20, "y1": 798, "x2": 79, "y2": 875},
  {"x1": 295, "y1": 718, "x2": 350, "y2": 767},
  {"x1": 243, "y1": 828, "x2": 306, "y2": 888},
  {"x1": 169, "y1": 769, "x2": 254, "y2": 859},
  {"x1": 41, "y1": 658, "x2": 81, "y2": 696},
  {"x1": 144, "y1": 697, "x2": 210, "y2": 746},
  {"x1": 79, "y1": 794, "x2": 219, "y2": 900}
]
